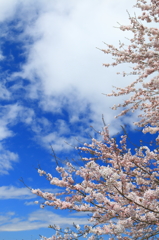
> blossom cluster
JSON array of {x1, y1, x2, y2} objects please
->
[
  {"x1": 32, "y1": 126, "x2": 159, "y2": 239},
  {"x1": 102, "y1": 0, "x2": 159, "y2": 137}
]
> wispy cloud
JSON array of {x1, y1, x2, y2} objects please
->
[
  {"x1": 0, "y1": 186, "x2": 36, "y2": 199},
  {"x1": 24, "y1": 201, "x2": 37, "y2": 206},
  {"x1": 0, "y1": 50, "x2": 5, "y2": 61},
  {"x1": 0, "y1": 82, "x2": 11, "y2": 100},
  {"x1": 0, "y1": 209, "x2": 89, "y2": 231},
  {"x1": 0, "y1": 103, "x2": 34, "y2": 141},
  {"x1": 0, "y1": 104, "x2": 35, "y2": 174},
  {"x1": 37, "y1": 131, "x2": 88, "y2": 152},
  {"x1": 0, "y1": 144, "x2": 18, "y2": 175}
]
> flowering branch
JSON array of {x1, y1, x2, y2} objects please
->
[{"x1": 30, "y1": 1, "x2": 159, "y2": 239}]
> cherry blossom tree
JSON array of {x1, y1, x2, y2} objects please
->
[
  {"x1": 102, "y1": 0, "x2": 159, "y2": 136},
  {"x1": 31, "y1": 0, "x2": 159, "y2": 239}
]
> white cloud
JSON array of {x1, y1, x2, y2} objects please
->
[
  {"x1": 0, "y1": 104, "x2": 24, "y2": 141},
  {"x1": 0, "y1": 0, "x2": 142, "y2": 157},
  {"x1": 0, "y1": 186, "x2": 36, "y2": 199},
  {"x1": 0, "y1": 82, "x2": 11, "y2": 99},
  {"x1": 0, "y1": 209, "x2": 89, "y2": 231},
  {"x1": 69, "y1": 212, "x2": 89, "y2": 217},
  {"x1": 0, "y1": 144, "x2": 18, "y2": 175},
  {"x1": 0, "y1": 0, "x2": 44, "y2": 24},
  {"x1": 24, "y1": 201, "x2": 37, "y2": 206},
  {"x1": 0, "y1": 51, "x2": 4, "y2": 61},
  {"x1": 0, "y1": 212, "x2": 15, "y2": 224},
  {"x1": 36, "y1": 130, "x2": 89, "y2": 152},
  {"x1": 0, "y1": 124, "x2": 13, "y2": 141},
  {"x1": 0, "y1": 104, "x2": 36, "y2": 174},
  {"x1": 0, "y1": 104, "x2": 19, "y2": 141},
  {"x1": 0, "y1": 0, "x2": 19, "y2": 22},
  {"x1": 10, "y1": 0, "x2": 138, "y2": 131},
  {"x1": 0, "y1": 215, "x2": 11, "y2": 223}
]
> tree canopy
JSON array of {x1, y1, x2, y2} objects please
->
[{"x1": 31, "y1": 1, "x2": 159, "y2": 239}]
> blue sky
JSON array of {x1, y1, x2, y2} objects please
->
[{"x1": 0, "y1": 0, "x2": 143, "y2": 239}]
